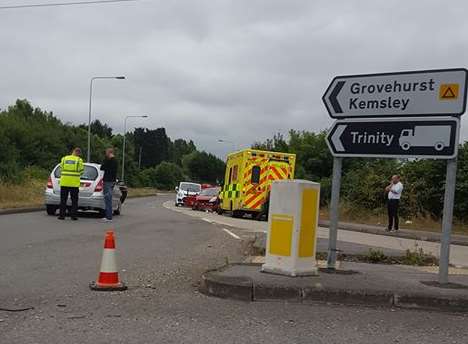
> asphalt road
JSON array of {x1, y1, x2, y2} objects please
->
[{"x1": 1, "y1": 195, "x2": 467, "y2": 344}]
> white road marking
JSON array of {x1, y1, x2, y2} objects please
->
[
  {"x1": 202, "y1": 218, "x2": 213, "y2": 223},
  {"x1": 222, "y1": 228, "x2": 241, "y2": 240}
]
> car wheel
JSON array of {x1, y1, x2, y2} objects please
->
[{"x1": 46, "y1": 205, "x2": 57, "y2": 216}]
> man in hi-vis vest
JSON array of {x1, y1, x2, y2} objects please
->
[{"x1": 58, "y1": 147, "x2": 84, "y2": 220}]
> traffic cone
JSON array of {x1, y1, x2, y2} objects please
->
[{"x1": 90, "y1": 230, "x2": 127, "y2": 291}]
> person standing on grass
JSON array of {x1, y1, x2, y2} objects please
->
[
  {"x1": 385, "y1": 175, "x2": 403, "y2": 232},
  {"x1": 100, "y1": 148, "x2": 118, "y2": 222},
  {"x1": 58, "y1": 147, "x2": 84, "y2": 221}
]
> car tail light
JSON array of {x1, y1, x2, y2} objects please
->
[
  {"x1": 47, "y1": 176, "x2": 53, "y2": 189},
  {"x1": 95, "y1": 179, "x2": 103, "y2": 192}
]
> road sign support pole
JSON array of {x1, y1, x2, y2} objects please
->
[
  {"x1": 438, "y1": 158, "x2": 458, "y2": 284},
  {"x1": 327, "y1": 157, "x2": 342, "y2": 269}
]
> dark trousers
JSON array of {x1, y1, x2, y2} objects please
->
[
  {"x1": 59, "y1": 186, "x2": 79, "y2": 218},
  {"x1": 387, "y1": 199, "x2": 400, "y2": 230}
]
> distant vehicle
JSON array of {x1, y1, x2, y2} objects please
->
[
  {"x1": 192, "y1": 187, "x2": 221, "y2": 212},
  {"x1": 44, "y1": 163, "x2": 123, "y2": 216},
  {"x1": 220, "y1": 149, "x2": 296, "y2": 218},
  {"x1": 175, "y1": 182, "x2": 201, "y2": 207},
  {"x1": 399, "y1": 126, "x2": 451, "y2": 151}
]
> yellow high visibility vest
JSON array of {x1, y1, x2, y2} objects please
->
[{"x1": 59, "y1": 155, "x2": 84, "y2": 187}]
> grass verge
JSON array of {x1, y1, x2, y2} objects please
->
[
  {"x1": 0, "y1": 181, "x2": 161, "y2": 209},
  {"x1": 0, "y1": 180, "x2": 44, "y2": 209}
]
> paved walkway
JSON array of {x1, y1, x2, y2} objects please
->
[
  {"x1": 163, "y1": 201, "x2": 468, "y2": 268},
  {"x1": 201, "y1": 262, "x2": 468, "y2": 312}
]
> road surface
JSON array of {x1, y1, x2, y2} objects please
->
[{"x1": 1, "y1": 195, "x2": 467, "y2": 343}]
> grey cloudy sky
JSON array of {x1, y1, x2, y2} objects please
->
[{"x1": 1, "y1": 0, "x2": 468, "y2": 157}]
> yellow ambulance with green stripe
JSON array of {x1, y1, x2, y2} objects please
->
[{"x1": 220, "y1": 149, "x2": 296, "y2": 218}]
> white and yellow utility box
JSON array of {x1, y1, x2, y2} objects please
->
[{"x1": 262, "y1": 179, "x2": 320, "y2": 276}]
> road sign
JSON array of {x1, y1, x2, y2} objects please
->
[
  {"x1": 323, "y1": 69, "x2": 468, "y2": 118},
  {"x1": 326, "y1": 117, "x2": 460, "y2": 159}
]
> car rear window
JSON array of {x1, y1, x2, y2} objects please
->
[
  {"x1": 200, "y1": 187, "x2": 220, "y2": 196},
  {"x1": 180, "y1": 183, "x2": 201, "y2": 192},
  {"x1": 54, "y1": 165, "x2": 99, "y2": 181}
]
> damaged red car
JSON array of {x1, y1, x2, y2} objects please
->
[{"x1": 192, "y1": 187, "x2": 221, "y2": 212}]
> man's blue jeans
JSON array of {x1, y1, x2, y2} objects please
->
[{"x1": 103, "y1": 182, "x2": 114, "y2": 220}]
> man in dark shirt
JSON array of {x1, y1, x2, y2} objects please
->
[{"x1": 100, "y1": 148, "x2": 118, "y2": 221}]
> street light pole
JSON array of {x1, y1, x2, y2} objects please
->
[
  {"x1": 121, "y1": 115, "x2": 148, "y2": 182},
  {"x1": 87, "y1": 75, "x2": 126, "y2": 162}
]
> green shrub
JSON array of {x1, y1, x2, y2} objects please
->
[
  {"x1": 402, "y1": 246, "x2": 438, "y2": 266},
  {"x1": 154, "y1": 162, "x2": 184, "y2": 190},
  {"x1": 366, "y1": 248, "x2": 388, "y2": 263}
]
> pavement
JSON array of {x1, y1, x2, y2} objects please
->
[
  {"x1": 164, "y1": 202, "x2": 468, "y2": 267},
  {"x1": 201, "y1": 262, "x2": 468, "y2": 312},
  {"x1": 2, "y1": 195, "x2": 468, "y2": 343}
]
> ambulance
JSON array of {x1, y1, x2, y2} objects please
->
[{"x1": 220, "y1": 149, "x2": 296, "y2": 218}]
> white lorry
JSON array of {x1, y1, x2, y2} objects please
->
[{"x1": 399, "y1": 125, "x2": 451, "y2": 151}]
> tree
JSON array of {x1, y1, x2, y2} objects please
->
[
  {"x1": 154, "y1": 162, "x2": 184, "y2": 189},
  {"x1": 170, "y1": 139, "x2": 196, "y2": 166},
  {"x1": 133, "y1": 127, "x2": 170, "y2": 168},
  {"x1": 182, "y1": 151, "x2": 225, "y2": 184},
  {"x1": 79, "y1": 120, "x2": 113, "y2": 138}
]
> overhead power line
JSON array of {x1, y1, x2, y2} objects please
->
[{"x1": 0, "y1": 0, "x2": 140, "y2": 10}]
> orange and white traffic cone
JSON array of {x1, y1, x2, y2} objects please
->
[{"x1": 90, "y1": 230, "x2": 127, "y2": 291}]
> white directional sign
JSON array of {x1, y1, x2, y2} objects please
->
[
  {"x1": 323, "y1": 69, "x2": 468, "y2": 118},
  {"x1": 326, "y1": 117, "x2": 460, "y2": 159}
]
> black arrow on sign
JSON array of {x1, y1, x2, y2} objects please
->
[{"x1": 329, "y1": 81, "x2": 345, "y2": 113}]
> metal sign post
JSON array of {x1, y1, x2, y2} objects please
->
[
  {"x1": 327, "y1": 157, "x2": 342, "y2": 269},
  {"x1": 439, "y1": 158, "x2": 458, "y2": 284}
]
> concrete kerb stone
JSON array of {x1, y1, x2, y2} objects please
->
[
  {"x1": 200, "y1": 263, "x2": 468, "y2": 313},
  {"x1": 393, "y1": 293, "x2": 468, "y2": 312},
  {"x1": 200, "y1": 264, "x2": 254, "y2": 301},
  {"x1": 302, "y1": 287, "x2": 394, "y2": 307},
  {"x1": 0, "y1": 206, "x2": 44, "y2": 215}
]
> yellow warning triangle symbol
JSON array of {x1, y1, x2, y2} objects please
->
[{"x1": 442, "y1": 87, "x2": 456, "y2": 99}]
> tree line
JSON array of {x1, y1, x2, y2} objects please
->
[{"x1": 0, "y1": 100, "x2": 225, "y2": 189}]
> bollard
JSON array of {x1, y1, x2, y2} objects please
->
[{"x1": 262, "y1": 179, "x2": 320, "y2": 276}]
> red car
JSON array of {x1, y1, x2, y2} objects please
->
[
  {"x1": 182, "y1": 194, "x2": 198, "y2": 207},
  {"x1": 192, "y1": 187, "x2": 221, "y2": 212}
]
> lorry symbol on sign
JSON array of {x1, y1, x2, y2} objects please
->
[{"x1": 399, "y1": 126, "x2": 451, "y2": 151}]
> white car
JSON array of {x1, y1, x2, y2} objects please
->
[
  {"x1": 44, "y1": 163, "x2": 123, "y2": 216},
  {"x1": 175, "y1": 182, "x2": 201, "y2": 206}
]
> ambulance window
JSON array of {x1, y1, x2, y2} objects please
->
[
  {"x1": 228, "y1": 167, "x2": 233, "y2": 184},
  {"x1": 251, "y1": 166, "x2": 261, "y2": 184},
  {"x1": 232, "y1": 165, "x2": 238, "y2": 181}
]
